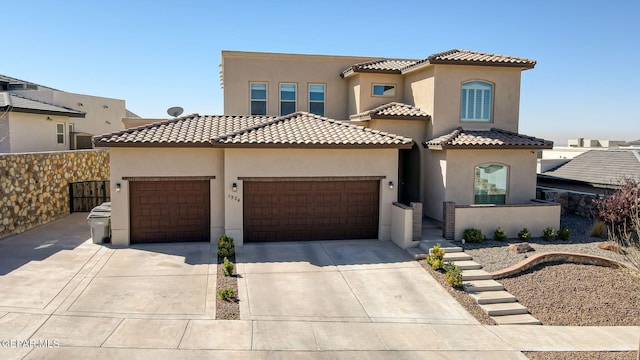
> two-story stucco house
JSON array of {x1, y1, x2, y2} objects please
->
[
  {"x1": 95, "y1": 49, "x2": 560, "y2": 247},
  {"x1": 1, "y1": 74, "x2": 133, "y2": 153}
]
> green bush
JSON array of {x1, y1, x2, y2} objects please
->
[
  {"x1": 444, "y1": 262, "x2": 463, "y2": 289},
  {"x1": 557, "y1": 227, "x2": 572, "y2": 240},
  {"x1": 493, "y1": 227, "x2": 507, "y2": 241},
  {"x1": 223, "y1": 257, "x2": 235, "y2": 276},
  {"x1": 463, "y1": 228, "x2": 483, "y2": 243},
  {"x1": 427, "y1": 244, "x2": 446, "y2": 271},
  {"x1": 217, "y1": 288, "x2": 235, "y2": 301},
  {"x1": 517, "y1": 228, "x2": 531, "y2": 241},
  {"x1": 542, "y1": 227, "x2": 555, "y2": 241},
  {"x1": 217, "y1": 234, "x2": 235, "y2": 258}
]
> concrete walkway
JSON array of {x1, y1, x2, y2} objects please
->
[{"x1": 0, "y1": 214, "x2": 637, "y2": 359}]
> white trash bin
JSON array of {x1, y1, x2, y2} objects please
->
[{"x1": 87, "y1": 203, "x2": 111, "y2": 244}]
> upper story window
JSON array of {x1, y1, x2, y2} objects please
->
[
  {"x1": 280, "y1": 83, "x2": 297, "y2": 115},
  {"x1": 250, "y1": 82, "x2": 267, "y2": 115},
  {"x1": 372, "y1": 84, "x2": 396, "y2": 97},
  {"x1": 56, "y1": 123, "x2": 65, "y2": 144},
  {"x1": 474, "y1": 164, "x2": 507, "y2": 205},
  {"x1": 461, "y1": 81, "x2": 493, "y2": 122},
  {"x1": 308, "y1": 84, "x2": 325, "y2": 116}
]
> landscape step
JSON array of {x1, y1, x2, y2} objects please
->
[
  {"x1": 450, "y1": 260, "x2": 482, "y2": 270},
  {"x1": 405, "y1": 247, "x2": 428, "y2": 260},
  {"x1": 463, "y1": 279, "x2": 504, "y2": 292},
  {"x1": 491, "y1": 313, "x2": 542, "y2": 325},
  {"x1": 418, "y1": 242, "x2": 463, "y2": 254},
  {"x1": 460, "y1": 269, "x2": 493, "y2": 281},
  {"x1": 479, "y1": 302, "x2": 529, "y2": 316},
  {"x1": 443, "y1": 252, "x2": 472, "y2": 262},
  {"x1": 468, "y1": 290, "x2": 517, "y2": 304}
]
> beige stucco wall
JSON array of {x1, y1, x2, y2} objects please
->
[
  {"x1": 390, "y1": 202, "x2": 416, "y2": 249},
  {"x1": 454, "y1": 203, "x2": 561, "y2": 240},
  {"x1": 367, "y1": 119, "x2": 428, "y2": 141},
  {"x1": 423, "y1": 150, "x2": 447, "y2": 220},
  {"x1": 108, "y1": 148, "x2": 225, "y2": 246},
  {"x1": 349, "y1": 73, "x2": 404, "y2": 115},
  {"x1": 223, "y1": 148, "x2": 399, "y2": 246},
  {"x1": 222, "y1": 51, "x2": 375, "y2": 119},
  {"x1": 403, "y1": 66, "x2": 435, "y2": 116},
  {"x1": 7, "y1": 113, "x2": 72, "y2": 153}
]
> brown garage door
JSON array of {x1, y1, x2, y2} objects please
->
[
  {"x1": 243, "y1": 180, "x2": 379, "y2": 242},
  {"x1": 129, "y1": 180, "x2": 210, "y2": 243}
]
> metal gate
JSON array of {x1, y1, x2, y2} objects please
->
[{"x1": 69, "y1": 180, "x2": 110, "y2": 212}]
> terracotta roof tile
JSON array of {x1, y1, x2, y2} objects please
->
[
  {"x1": 350, "y1": 102, "x2": 431, "y2": 121},
  {"x1": 543, "y1": 150, "x2": 640, "y2": 187},
  {"x1": 342, "y1": 58, "x2": 419, "y2": 76},
  {"x1": 424, "y1": 127, "x2": 552, "y2": 150},
  {"x1": 94, "y1": 112, "x2": 414, "y2": 149}
]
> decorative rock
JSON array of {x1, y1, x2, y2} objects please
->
[
  {"x1": 509, "y1": 242, "x2": 535, "y2": 253},
  {"x1": 598, "y1": 241, "x2": 625, "y2": 255}
]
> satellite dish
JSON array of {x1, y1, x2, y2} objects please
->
[{"x1": 167, "y1": 106, "x2": 184, "y2": 117}]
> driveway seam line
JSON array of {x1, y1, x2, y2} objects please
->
[
  {"x1": 60, "y1": 247, "x2": 116, "y2": 314},
  {"x1": 176, "y1": 319, "x2": 192, "y2": 349},
  {"x1": 100, "y1": 317, "x2": 125, "y2": 347}
]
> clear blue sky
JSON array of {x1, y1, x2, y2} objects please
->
[{"x1": 3, "y1": 0, "x2": 639, "y2": 145}]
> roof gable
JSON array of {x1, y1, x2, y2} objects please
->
[
  {"x1": 1, "y1": 93, "x2": 85, "y2": 117},
  {"x1": 424, "y1": 127, "x2": 552, "y2": 150},
  {"x1": 350, "y1": 102, "x2": 431, "y2": 121}
]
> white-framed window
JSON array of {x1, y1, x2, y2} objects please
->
[
  {"x1": 308, "y1": 84, "x2": 325, "y2": 116},
  {"x1": 250, "y1": 82, "x2": 267, "y2": 115},
  {"x1": 372, "y1": 84, "x2": 396, "y2": 97},
  {"x1": 56, "y1": 123, "x2": 65, "y2": 144},
  {"x1": 280, "y1": 83, "x2": 297, "y2": 115},
  {"x1": 461, "y1": 81, "x2": 493, "y2": 122},
  {"x1": 474, "y1": 164, "x2": 508, "y2": 205}
]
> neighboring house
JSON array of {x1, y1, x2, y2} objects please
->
[
  {"x1": 539, "y1": 149, "x2": 640, "y2": 194},
  {"x1": 96, "y1": 49, "x2": 559, "y2": 246},
  {"x1": 0, "y1": 74, "x2": 133, "y2": 153}
]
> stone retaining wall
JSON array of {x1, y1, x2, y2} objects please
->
[
  {"x1": 0, "y1": 150, "x2": 109, "y2": 239},
  {"x1": 537, "y1": 187, "x2": 600, "y2": 218}
]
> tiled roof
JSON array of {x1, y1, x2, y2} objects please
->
[
  {"x1": 94, "y1": 112, "x2": 414, "y2": 149},
  {"x1": 543, "y1": 150, "x2": 640, "y2": 187},
  {"x1": 0, "y1": 93, "x2": 85, "y2": 117},
  {"x1": 342, "y1": 49, "x2": 536, "y2": 76},
  {"x1": 0, "y1": 74, "x2": 58, "y2": 91},
  {"x1": 424, "y1": 127, "x2": 553, "y2": 150},
  {"x1": 350, "y1": 102, "x2": 431, "y2": 121}
]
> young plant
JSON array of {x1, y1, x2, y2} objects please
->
[
  {"x1": 217, "y1": 288, "x2": 235, "y2": 301},
  {"x1": 427, "y1": 244, "x2": 446, "y2": 271},
  {"x1": 223, "y1": 256, "x2": 235, "y2": 276},
  {"x1": 217, "y1": 234, "x2": 235, "y2": 258},
  {"x1": 589, "y1": 219, "x2": 607, "y2": 238},
  {"x1": 517, "y1": 228, "x2": 531, "y2": 241},
  {"x1": 463, "y1": 228, "x2": 483, "y2": 243},
  {"x1": 542, "y1": 227, "x2": 555, "y2": 241},
  {"x1": 557, "y1": 227, "x2": 572, "y2": 241},
  {"x1": 493, "y1": 227, "x2": 507, "y2": 241},
  {"x1": 444, "y1": 262, "x2": 463, "y2": 289}
]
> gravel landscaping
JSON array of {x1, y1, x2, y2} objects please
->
[{"x1": 216, "y1": 254, "x2": 240, "y2": 320}]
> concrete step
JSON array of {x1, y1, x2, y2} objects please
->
[
  {"x1": 418, "y1": 242, "x2": 463, "y2": 254},
  {"x1": 405, "y1": 247, "x2": 428, "y2": 260},
  {"x1": 443, "y1": 252, "x2": 472, "y2": 262},
  {"x1": 463, "y1": 279, "x2": 504, "y2": 292},
  {"x1": 461, "y1": 269, "x2": 493, "y2": 281},
  {"x1": 492, "y1": 313, "x2": 542, "y2": 325},
  {"x1": 451, "y1": 260, "x2": 482, "y2": 270},
  {"x1": 480, "y1": 302, "x2": 529, "y2": 316},
  {"x1": 468, "y1": 290, "x2": 517, "y2": 304}
]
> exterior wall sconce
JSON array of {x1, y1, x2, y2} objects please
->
[
  {"x1": 232, "y1": 183, "x2": 238, "y2": 192},
  {"x1": 388, "y1": 181, "x2": 394, "y2": 189},
  {"x1": 115, "y1": 183, "x2": 121, "y2": 192}
]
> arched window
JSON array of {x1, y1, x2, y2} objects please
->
[
  {"x1": 474, "y1": 164, "x2": 508, "y2": 204},
  {"x1": 461, "y1": 81, "x2": 492, "y2": 122}
]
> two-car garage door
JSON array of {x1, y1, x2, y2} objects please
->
[{"x1": 243, "y1": 180, "x2": 380, "y2": 242}]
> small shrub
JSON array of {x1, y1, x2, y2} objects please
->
[
  {"x1": 493, "y1": 227, "x2": 507, "y2": 241},
  {"x1": 517, "y1": 228, "x2": 531, "y2": 241},
  {"x1": 463, "y1": 228, "x2": 483, "y2": 243},
  {"x1": 542, "y1": 227, "x2": 555, "y2": 241},
  {"x1": 589, "y1": 219, "x2": 607, "y2": 238},
  {"x1": 444, "y1": 262, "x2": 463, "y2": 289},
  {"x1": 217, "y1": 234, "x2": 235, "y2": 258},
  {"x1": 557, "y1": 227, "x2": 572, "y2": 241},
  {"x1": 223, "y1": 257, "x2": 235, "y2": 276},
  {"x1": 217, "y1": 288, "x2": 235, "y2": 301},
  {"x1": 427, "y1": 244, "x2": 446, "y2": 271}
]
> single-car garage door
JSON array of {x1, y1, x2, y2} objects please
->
[
  {"x1": 129, "y1": 180, "x2": 210, "y2": 243},
  {"x1": 243, "y1": 180, "x2": 379, "y2": 242}
]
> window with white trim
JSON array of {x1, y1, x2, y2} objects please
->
[
  {"x1": 56, "y1": 123, "x2": 65, "y2": 144},
  {"x1": 308, "y1": 84, "x2": 325, "y2": 116},
  {"x1": 372, "y1": 84, "x2": 396, "y2": 97},
  {"x1": 474, "y1": 164, "x2": 508, "y2": 205},
  {"x1": 250, "y1": 82, "x2": 267, "y2": 115},
  {"x1": 461, "y1": 81, "x2": 493, "y2": 122},
  {"x1": 280, "y1": 83, "x2": 296, "y2": 115}
]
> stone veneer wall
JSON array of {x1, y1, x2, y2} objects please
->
[
  {"x1": 0, "y1": 150, "x2": 109, "y2": 239},
  {"x1": 537, "y1": 187, "x2": 600, "y2": 218}
]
